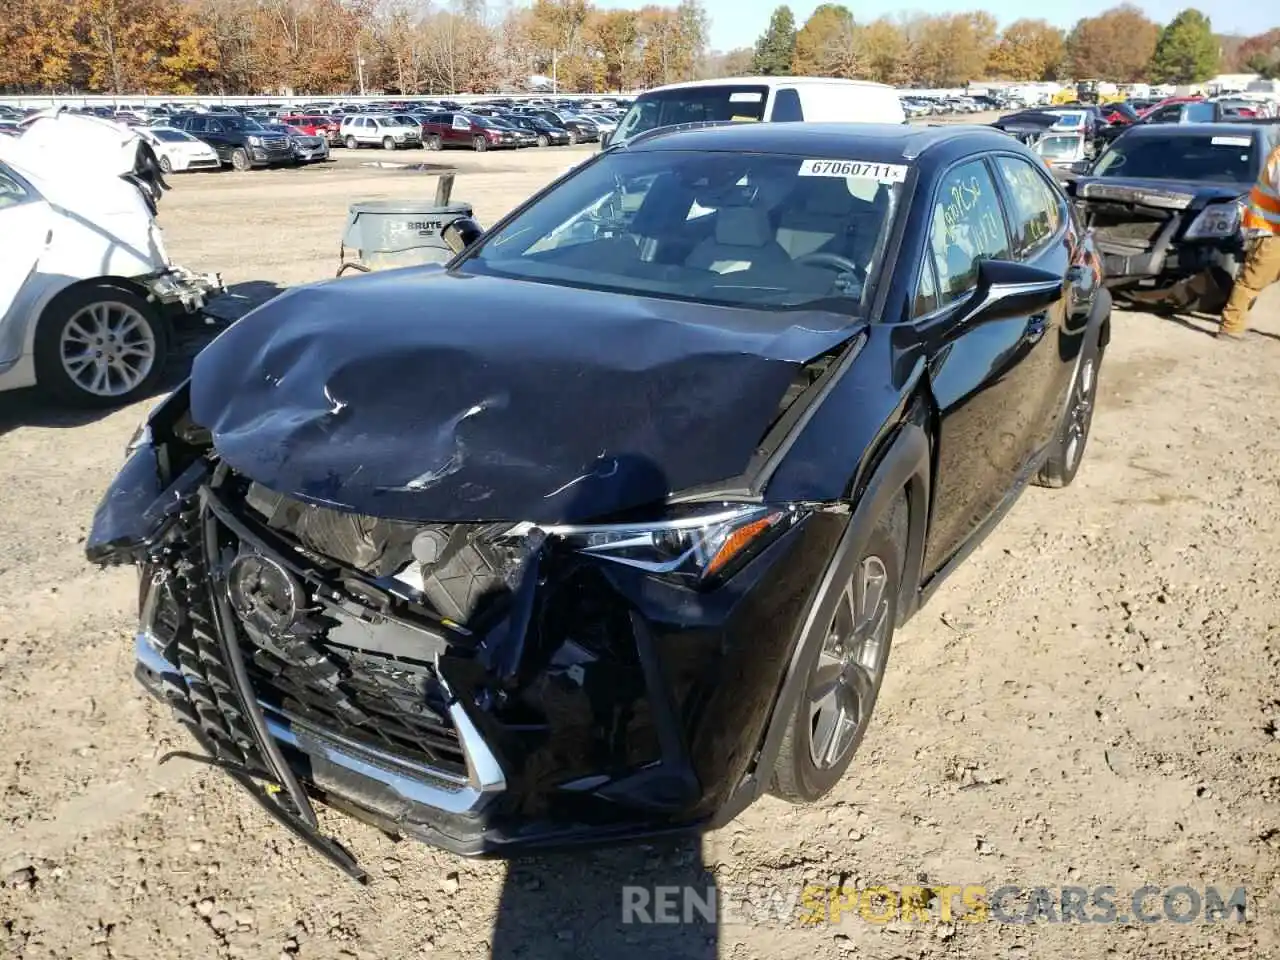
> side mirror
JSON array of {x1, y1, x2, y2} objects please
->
[
  {"x1": 1067, "y1": 160, "x2": 1091, "y2": 175},
  {"x1": 600, "y1": 131, "x2": 612, "y2": 148},
  {"x1": 443, "y1": 217, "x2": 484, "y2": 254},
  {"x1": 960, "y1": 259, "x2": 1064, "y2": 326}
]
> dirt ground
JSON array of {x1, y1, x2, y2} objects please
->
[{"x1": 2, "y1": 137, "x2": 1280, "y2": 960}]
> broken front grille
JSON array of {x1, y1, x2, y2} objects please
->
[{"x1": 1087, "y1": 204, "x2": 1173, "y2": 250}]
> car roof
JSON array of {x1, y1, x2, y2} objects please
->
[
  {"x1": 1122, "y1": 122, "x2": 1265, "y2": 139},
  {"x1": 641, "y1": 76, "x2": 893, "y2": 94},
  {"x1": 623, "y1": 121, "x2": 1010, "y2": 161}
]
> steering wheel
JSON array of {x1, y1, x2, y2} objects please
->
[{"x1": 793, "y1": 251, "x2": 862, "y2": 275}]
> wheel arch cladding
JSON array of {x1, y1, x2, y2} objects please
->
[{"x1": 724, "y1": 417, "x2": 931, "y2": 816}]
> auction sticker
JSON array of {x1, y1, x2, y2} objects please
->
[
  {"x1": 1211, "y1": 136, "x2": 1251, "y2": 147},
  {"x1": 798, "y1": 159, "x2": 908, "y2": 182}
]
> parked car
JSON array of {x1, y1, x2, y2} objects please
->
[
  {"x1": 518, "y1": 109, "x2": 600, "y2": 144},
  {"x1": 88, "y1": 121, "x2": 1108, "y2": 875},
  {"x1": 281, "y1": 114, "x2": 341, "y2": 145},
  {"x1": 608, "y1": 77, "x2": 905, "y2": 149},
  {"x1": 503, "y1": 114, "x2": 571, "y2": 146},
  {"x1": 1097, "y1": 99, "x2": 1264, "y2": 146},
  {"x1": 260, "y1": 122, "x2": 329, "y2": 163},
  {"x1": 1063, "y1": 122, "x2": 1280, "y2": 311},
  {"x1": 419, "y1": 112, "x2": 522, "y2": 151},
  {"x1": 483, "y1": 116, "x2": 538, "y2": 147},
  {"x1": 0, "y1": 116, "x2": 221, "y2": 406},
  {"x1": 339, "y1": 113, "x2": 422, "y2": 150},
  {"x1": 138, "y1": 126, "x2": 221, "y2": 174},
  {"x1": 170, "y1": 113, "x2": 294, "y2": 171}
]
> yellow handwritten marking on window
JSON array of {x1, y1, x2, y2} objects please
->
[{"x1": 730, "y1": 115, "x2": 760, "y2": 122}]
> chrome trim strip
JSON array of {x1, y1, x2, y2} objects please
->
[{"x1": 133, "y1": 632, "x2": 504, "y2": 816}]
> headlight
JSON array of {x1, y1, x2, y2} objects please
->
[
  {"x1": 511, "y1": 504, "x2": 800, "y2": 582},
  {"x1": 247, "y1": 135, "x2": 262, "y2": 146},
  {"x1": 1183, "y1": 201, "x2": 1242, "y2": 239}
]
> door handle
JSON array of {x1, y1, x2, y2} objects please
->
[{"x1": 1023, "y1": 312, "x2": 1048, "y2": 345}]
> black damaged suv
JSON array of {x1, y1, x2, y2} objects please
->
[{"x1": 89, "y1": 122, "x2": 1109, "y2": 878}]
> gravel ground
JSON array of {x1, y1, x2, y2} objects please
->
[{"x1": 2, "y1": 137, "x2": 1279, "y2": 960}]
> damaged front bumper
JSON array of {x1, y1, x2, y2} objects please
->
[
  {"x1": 142, "y1": 266, "x2": 224, "y2": 314},
  {"x1": 91, "y1": 413, "x2": 840, "y2": 867}
]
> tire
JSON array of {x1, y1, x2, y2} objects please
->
[
  {"x1": 33, "y1": 284, "x2": 170, "y2": 409},
  {"x1": 158, "y1": 154, "x2": 173, "y2": 175},
  {"x1": 473, "y1": 135, "x2": 487, "y2": 152},
  {"x1": 230, "y1": 148, "x2": 251, "y2": 172},
  {"x1": 568, "y1": 130, "x2": 579, "y2": 145},
  {"x1": 536, "y1": 134, "x2": 549, "y2": 147},
  {"x1": 382, "y1": 136, "x2": 396, "y2": 151},
  {"x1": 1036, "y1": 325, "x2": 1104, "y2": 488},
  {"x1": 769, "y1": 493, "x2": 907, "y2": 803},
  {"x1": 345, "y1": 135, "x2": 358, "y2": 150},
  {"x1": 425, "y1": 135, "x2": 442, "y2": 151}
]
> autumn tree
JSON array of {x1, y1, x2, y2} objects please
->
[
  {"x1": 698, "y1": 46, "x2": 753, "y2": 78},
  {"x1": 1065, "y1": 5, "x2": 1159, "y2": 82},
  {"x1": 1149, "y1": 9, "x2": 1219, "y2": 84},
  {"x1": 987, "y1": 19, "x2": 1064, "y2": 80},
  {"x1": 1237, "y1": 28, "x2": 1280, "y2": 78},
  {"x1": 753, "y1": 5, "x2": 796, "y2": 76},
  {"x1": 792, "y1": 4, "x2": 858, "y2": 78},
  {"x1": 860, "y1": 18, "x2": 910, "y2": 85},
  {"x1": 586, "y1": 9, "x2": 637, "y2": 89},
  {"x1": 912, "y1": 12, "x2": 997, "y2": 87},
  {"x1": 0, "y1": 0, "x2": 79, "y2": 90}
]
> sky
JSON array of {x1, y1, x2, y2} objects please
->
[{"x1": 593, "y1": 0, "x2": 1277, "y2": 56}]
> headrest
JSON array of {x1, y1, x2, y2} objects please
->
[
  {"x1": 802, "y1": 178, "x2": 860, "y2": 214},
  {"x1": 715, "y1": 206, "x2": 773, "y2": 246}
]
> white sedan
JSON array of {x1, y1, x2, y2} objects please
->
[
  {"x1": 0, "y1": 113, "x2": 221, "y2": 407},
  {"x1": 139, "y1": 126, "x2": 221, "y2": 173}
]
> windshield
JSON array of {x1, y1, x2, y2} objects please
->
[
  {"x1": 1037, "y1": 135, "x2": 1084, "y2": 160},
  {"x1": 612, "y1": 85, "x2": 769, "y2": 145},
  {"x1": 223, "y1": 116, "x2": 265, "y2": 132},
  {"x1": 1093, "y1": 134, "x2": 1257, "y2": 184},
  {"x1": 151, "y1": 128, "x2": 192, "y2": 142},
  {"x1": 461, "y1": 149, "x2": 901, "y2": 313}
]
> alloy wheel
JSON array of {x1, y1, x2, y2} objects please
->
[
  {"x1": 807, "y1": 554, "x2": 893, "y2": 770},
  {"x1": 1063, "y1": 356, "x2": 1097, "y2": 471},
  {"x1": 59, "y1": 301, "x2": 157, "y2": 398}
]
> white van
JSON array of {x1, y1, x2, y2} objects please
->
[{"x1": 607, "y1": 77, "x2": 905, "y2": 148}]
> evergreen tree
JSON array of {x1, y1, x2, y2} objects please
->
[
  {"x1": 753, "y1": 5, "x2": 796, "y2": 76},
  {"x1": 1150, "y1": 9, "x2": 1219, "y2": 84}
]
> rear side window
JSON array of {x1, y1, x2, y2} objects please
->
[
  {"x1": 926, "y1": 159, "x2": 1012, "y2": 307},
  {"x1": 771, "y1": 88, "x2": 804, "y2": 122},
  {"x1": 995, "y1": 156, "x2": 1063, "y2": 257}
]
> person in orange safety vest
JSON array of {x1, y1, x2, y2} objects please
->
[{"x1": 1219, "y1": 141, "x2": 1280, "y2": 339}]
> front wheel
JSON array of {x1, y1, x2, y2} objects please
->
[
  {"x1": 345, "y1": 135, "x2": 358, "y2": 150},
  {"x1": 769, "y1": 495, "x2": 905, "y2": 803},
  {"x1": 568, "y1": 130, "x2": 579, "y2": 145},
  {"x1": 1036, "y1": 328, "x2": 1104, "y2": 488},
  {"x1": 536, "y1": 134, "x2": 549, "y2": 147},
  {"x1": 473, "y1": 135, "x2": 487, "y2": 152},
  {"x1": 425, "y1": 135, "x2": 442, "y2": 151},
  {"x1": 158, "y1": 154, "x2": 173, "y2": 174},
  {"x1": 230, "y1": 148, "x2": 251, "y2": 172},
  {"x1": 382, "y1": 136, "x2": 396, "y2": 151},
  {"x1": 33, "y1": 284, "x2": 170, "y2": 408}
]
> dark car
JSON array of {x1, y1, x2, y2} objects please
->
[
  {"x1": 521, "y1": 108, "x2": 599, "y2": 144},
  {"x1": 503, "y1": 114, "x2": 571, "y2": 146},
  {"x1": 261, "y1": 122, "x2": 329, "y2": 163},
  {"x1": 1096, "y1": 100, "x2": 1264, "y2": 147},
  {"x1": 87, "y1": 122, "x2": 1109, "y2": 877},
  {"x1": 170, "y1": 113, "x2": 294, "y2": 171},
  {"x1": 1065, "y1": 122, "x2": 1280, "y2": 310}
]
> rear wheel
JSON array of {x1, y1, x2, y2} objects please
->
[
  {"x1": 769, "y1": 495, "x2": 905, "y2": 803},
  {"x1": 1036, "y1": 327, "x2": 1104, "y2": 488},
  {"x1": 34, "y1": 284, "x2": 170, "y2": 408},
  {"x1": 473, "y1": 135, "x2": 487, "y2": 152},
  {"x1": 345, "y1": 135, "x2": 358, "y2": 150},
  {"x1": 158, "y1": 154, "x2": 173, "y2": 174}
]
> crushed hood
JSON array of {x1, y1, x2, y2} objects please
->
[
  {"x1": 190, "y1": 268, "x2": 861, "y2": 523},
  {"x1": 1077, "y1": 177, "x2": 1245, "y2": 210}
]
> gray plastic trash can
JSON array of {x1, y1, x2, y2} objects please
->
[{"x1": 338, "y1": 200, "x2": 475, "y2": 275}]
